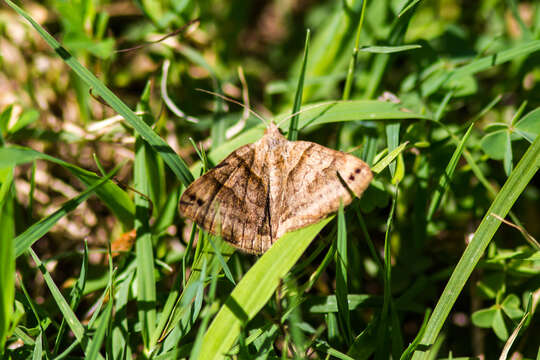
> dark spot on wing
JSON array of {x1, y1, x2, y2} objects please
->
[
  {"x1": 349, "y1": 174, "x2": 355, "y2": 181},
  {"x1": 355, "y1": 168, "x2": 361, "y2": 174},
  {"x1": 196, "y1": 199, "x2": 203, "y2": 206}
]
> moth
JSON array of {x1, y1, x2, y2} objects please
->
[{"x1": 179, "y1": 121, "x2": 372, "y2": 254}]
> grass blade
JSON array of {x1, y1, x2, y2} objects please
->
[
  {"x1": 342, "y1": 0, "x2": 368, "y2": 101},
  {"x1": 134, "y1": 135, "x2": 157, "y2": 350},
  {"x1": 422, "y1": 40, "x2": 540, "y2": 96},
  {"x1": 86, "y1": 299, "x2": 113, "y2": 360},
  {"x1": 28, "y1": 248, "x2": 103, "y2": 359},
  {"x1": 0, "y1": 147, "x2": 134, "y2": 227},
  {"x1": 199, "y1": 217, "x2": 333, "y2": 360},
  {"x1": 359, "y1": 45, "x2": 421, "y2": 53},
  {"x1": 111, "y1": 270, "x2": 134, "y2": 360},
  {"x1": 0, "y1": 166, "x2": 15, "y2": 353},
  {"x1": 426, "y1": 123, "x2": 474, "y2": 221},
  {"x1": 371, "y1": 142, "x2": 409, "y2": 174},
  {"x1": 375, "y1": 192, "x2": 398, "y2": 359},
  {"x1": 15, "y1": 164, "x2": 121, "y2": 257},
  {"x1": 151, "y1": 240, "x2": 234, "y2": 350},
  {"x1": 5, "y1": 0, "x2": 194, "y2": 187},
  {"x1": 385, "y1": 122, "x2": 400, "y2": 177},
  {"x1": 335, "y1": 204, "x2": 352, "y2": 345},
  {"x1": 52, "y1": 241, "x2": 89, "y2": 356},
  {"x1": 364, "y1": 2, "x2": 419, "y2": 99},
  {"x1": 14, "y1": 164, "x2": 122, "y2": 257},
  {"x1": 31, "y1": 333, "x2": 42, "y2": 360},
  {"x1": 288, "y1": 29, "x2": 310, "y2": 141},
  {"x1": 412, "y1": 135, "x2": 540, "y2": 360}
]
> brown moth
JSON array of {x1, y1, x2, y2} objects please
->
[{"x1": 179, "y1": 122, "x2": 372, "y2": 254}]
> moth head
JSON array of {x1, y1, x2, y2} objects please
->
[{"x1": 264, "y1": 122, "x2": 282, "y2": 136}]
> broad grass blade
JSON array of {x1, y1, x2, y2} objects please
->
[
  {"x1": 198, "y1": 217, "x2": 333, "y2": 360},
  {"x1": 412, "y1": 135, "x2": 540, "y2": 360}
]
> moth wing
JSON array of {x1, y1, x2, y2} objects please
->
[
  {"x1": 275, "y1": 141, "x2": 372, "y2": 238},
  {"x1": 179, "y1": 144, "x2": 273, "y2": 254}
]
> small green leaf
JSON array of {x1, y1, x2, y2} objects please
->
[
  {"x1": 501, "y1": 294, "x2": 524, "y2": 320},
  {"x1": 514, "y1": 108, "x2": 540, "y2": 143},
  {"x1": 492, "y1": 309, "x2": 509, "y2": 340},
  {"x1": 484, "y1": 123, "x2": 509, "y2": 132},
  {"x1": 481, "y1": 130, "x2": 508, "y2": 160},
  {"x1": 471, "y1": 307, "x2": 497, "y2": 328}
]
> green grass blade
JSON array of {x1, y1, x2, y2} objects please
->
[
  {"x1": 385, "y1": 122, "x2": 400, "y2": 177},
  {"x1": 0, "y1": 147, "x2": 134, "y2": 227},
  {"x1": 86, "y1": 299, "x2": 113, "y2": 360},
  {"x1": 5, "y1": 0, "x2": 194, "y2": 187},
  {"x1": 53, "y1": 241, "x2": 89, "y2": 356},
  {"x1": 111, "y1": 271, "x2": 134, "y2": 360},
  {"x1": 342, "y1": 0, "x2": 367, "y2": 101},
  {"x1": 426, "y1": 123, "x2": 474, "y2": 221},
  {"x1": 277, "y1": 100, "x2": 430, "y2": 130},
  {"x1": 196, "y1": 102, "x2": 424, "y2": 178},
  {"x1": 288, "y1": 29, "x2": 310, "y2": 141},
  {"x1": 28, "y1": 248, "x2": 103, "y2": 360},
  {"x1": 151, "y1": 240, "x2": 234, "y2": 350},
  {"x1": 412, "y1": 135, "x2": 540, "y2": 360},
  {"x1": 507, "y1": 0, "x2": 532, "y2": 39},
  {"x1": 134, "y1": 136, "x2": 157, "y2": 350},
  {"x1": 207, "y1": 237, "x2": 236, "y2": 285},
  {"x1": 0, "y1": 167, "x2": 15, "y2": 353},
  {"x1": 335, "y1": 204, "x2": 352, "y2": 345},
  {"x1": 371, "y1": 142, "x2": 409, "y2": 174},
  {"x1": 15, "y1": 164, "x2": 121, "y2": 257},
  {"x1": 31, "y1": 332, "x2": 43, "y2": 360},
  {"x1": 398, "y1": 0, "x2": 423, "y2": 17},
  {"x1": 199, "y1": 217, "x2": 333, "y2": 360},
  {"x1": 359, "y1": 45, "x2": 421, "y2": 53},
  {"x1": 189, "y1": 259, "x2": 212, "y2": 360},
  {"x1": 375, "y1": 193, "x2": 397, "y2": 359},
  {"x1": 294, "y1": 0, "x2": 362, "y2": 102},
  {"x1": 400, "y1": 309, "x2": 431, "y2": 360},
  {"x1": 364, "y1": 2, "x2": 419, "y2": 99},
  {"x1": 421, "y1": 40, "x2": 540, "y2": 96}
]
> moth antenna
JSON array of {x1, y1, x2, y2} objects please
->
[
  {"x1": 275, "y1": 100, "x2": 340, "y2": 130},
  {"x1": 196, "y1": 88, "x2": 269, "y2": 127},
  {"x1": 226, "y1": 66, "x2": 250, "y2": 139},
  {"x1": 116, "y1": 18, "x2": 200, "y2": 53}
]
